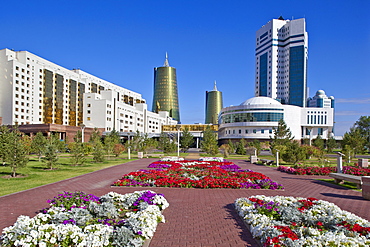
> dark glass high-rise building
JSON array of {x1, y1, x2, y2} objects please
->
[
  {"x1": 255, "y1": 17, "x2": 308, "y2": 107},
  {"x1": 205, "y1": 81, "x2": 223, "y2": 124},
  {"x1": 152, "y1": 53, "x2": 180, "y2": 122}
]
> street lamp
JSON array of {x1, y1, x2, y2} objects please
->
[
  {"x1": 127, "y1": 133, "x2": 131, "y2": 160},
  {"x1": 276, "y1": 149, "x2": 279, "y2": 167},
  {"x1": 80, "y1": 124, "x2": 86, "y2": 143},
  {"x1": 177, "y1": 125, "x2": 181, "y2": 157}
]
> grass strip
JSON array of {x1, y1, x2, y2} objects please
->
[{"x1": 0, "y1": 156, "x2": 135, "y2": 196}]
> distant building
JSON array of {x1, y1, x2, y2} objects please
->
[
  {"x1": 152, "y1": 53, "x2": 180, "y2": 122},
  {"x1": 307, "y1": 90, "x2": 334, "y2": 108},
  {"x1": 255, "y1": 16, "x2": 308, "y2": 107},
  {"x1": 205, "y1": 81, "x2": 223, "y2": 124},
  {"x1": 218, "y1": 96, "x2": 334, "y2": 143}
]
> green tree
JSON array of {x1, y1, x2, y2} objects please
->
[
  {"x1": 43, "y1": 134, "x2": 60, "y2": 169},
  {"x1": 69, "y1": 131, "x2": 87, "y2": 166},
  {"x1": 158, "y1": 132, "x2": 177, "y2": 154},
  {"x1": 354, "y1": 116, "x2": 370, "y2": 150},
  {"x1": 342, "y1": 127, "x2": 366, "y2": 156},
  {"x1": 31, "y1": 132, "x2": 47, "y2": 162},
  {"x1": 4, "y1": 129, "x2": 29, "y2": 177},
  {"x1": 200, "y1": 127, "x2": 219, "y2": 155},
  {"x1": 235, "y1": 139, "x2": 247, "y2": 155},
  {"x1": 249, "y1": 140, "x2": 262, "y2": 155},
  {"x1": 90, "y1": 128, "x2": 105, "y2": 163},
  {"x1": 227, "y1": 139, "x2": 235, "y2": 154},
  {"x1": 180, "y1": 127, "x2": 194, "y2": 152},
  {"x1": 0, "y1": 126, "x2": 11, "y2": 165},
  {"x1": 326, "y1": 135, "x2": 337, "y2": 153},
  {"x1": 312, "y1": 135, "x2": 324, "y2": 150},
  {"x1": 104, "y1": 130, "x2": 120, "y2": 159},
  {"x1": 281, "y1": 141, "x2": 306, "y2": 166},
  {"x1": 142, "y1": 134, "x2": 158, "y2": 155},
  {"x1": 270, "y1": 119, "x2": 294, "y2": 156}
]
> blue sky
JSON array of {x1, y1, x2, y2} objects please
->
[{"x1": 1, "y1": 0, "x2": 369, "y2": 136}]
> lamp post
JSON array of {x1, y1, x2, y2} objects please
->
[
  {"x1": 177, "y1": 125, "x2": 181, "y2": 157},
  {"x1": 127, "y1": 133, "x2": 131, "y2": 160},
  {"x1": 80, "y1": 124, "x2": 86, "y2": 143},
  {"x1": 276, "y1": 149, "x2": 279, "y2": 167}
]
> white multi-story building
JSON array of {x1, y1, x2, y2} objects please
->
[
  {"x1": 0, "y1": 48, "x2": 176, "y2": 137},
  {"x1": 84, "y1": 90, "x2": 177, "y2": 135},
  {"x1": 218, "y1": 96, "x2": 334, "y2": 143},
  {"x1": 255, "y1": 17, "x2": 308, "y2": 107}
]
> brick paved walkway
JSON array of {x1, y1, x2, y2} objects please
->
[{"x1": 1, "y1": 159, "x2": 369, "y2": 247}]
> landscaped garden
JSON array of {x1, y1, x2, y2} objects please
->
[
  {"x1": 0, "y1": 190, "x2": 169, "y2": 247},
  {"x1": 235, "y1": 195, "x2": 370, "y2": 246},
  {"x1": 113, "y1": 159, "x2": 284, "y2": 189}
]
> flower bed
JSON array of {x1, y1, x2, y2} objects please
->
[
  {"x1": 277, "y1": 165, "x2": 370, "y2": 176},
  {"x1": 235, "y1": 195, "x2": 370, "y2": 246},
  {"x1": 1, "y1": 190, "x2": 169, "y2": 247},
  {"x1": 160, "y1": 156, "x2": 184, "y2": 161},
  {"x1": 199, "y1": 157, "x2": 225, "y2": 162},
  {"x1": 114, "y1": 160, "x2": 284, "y2": 189}
]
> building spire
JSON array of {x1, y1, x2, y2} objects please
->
[
  {"x1": 163, "y1": 52, "x2": 170, "y2": 67},
  {"x1": 213, "y1": 80, "x2": 218, "y2": 91}
]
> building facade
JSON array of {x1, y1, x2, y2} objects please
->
[
  {"x1": 0, "y1": 48, "x2": 177, "y2": 139},
  {"x1": 255, "y1": 17, "x2": 308, "y2": 107},
  {"x1": 218, "y1": 96, "x2": 334, "y2": 143},
  {"x1": 205, "y1": 81, "x2": 223, "y2": 125},
  {"x1": 307, "y1": 90, "x2": 334, "y2": 108},
  {"x1": 152, "y1": 53, "x2": 180, "y2": 122},
  {"x1": 84, "y1": 90, "x2": 177, "y2": 135}
]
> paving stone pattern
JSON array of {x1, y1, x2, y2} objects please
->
[{"x1": 1, "y1": 159, "x2": 369, "y2": 247}]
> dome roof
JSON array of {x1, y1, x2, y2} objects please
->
[
  {"x1": 240, "y1": 97, "x2": 282, "y2": 106},
  {"x1": 316, "y1": 90, "x2": 326, "y2": 96}
]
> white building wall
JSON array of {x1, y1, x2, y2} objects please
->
[
  {"x1": 84, "y1": 91, "x2": 177, "y2": 134},
  {"x1": 0, "y1": 48, "x2": 145, "y2": 126}
]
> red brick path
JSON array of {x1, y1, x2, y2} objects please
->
[{"x1": 1, "y1": 159, "x2": 369, "y2": 247}]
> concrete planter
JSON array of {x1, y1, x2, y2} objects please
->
[{"x1": 362, "y1": 176, "x2": 370, "y2": 200}]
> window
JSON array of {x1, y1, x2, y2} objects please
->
[{"x1": 253, "y1": 129, "x2": 257, "y2": 134}]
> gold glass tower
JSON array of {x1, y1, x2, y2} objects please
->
[
  {"x1": 205, "y1": 81, "x2": 223, "y2": 124},
  {"x1": 152, "y1": 53, "x2": 180, "y2": 122}
]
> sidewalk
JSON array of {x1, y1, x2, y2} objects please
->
[{"x1": 1, "y1": 159, "x2": 369, "y2": 247}]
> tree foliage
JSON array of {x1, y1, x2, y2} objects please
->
[
  {"x1": 227, "y1": 139, "x2": 236, "y2": 154},
  {"x1": 200, "y1": 127, "x2": 219, "y2": 155},
  {"x1": 354, "y1": 116, "x2": 370, "y2": 150},
  {"x1": 249, "y1": 140, "x2": 262, "y2": 155},
  {"x1": 31, "y1": 132, "x2": 47, "y2": 162},
  {"x1": 69, "y1": 130, "x2": 87, "y2": 166},
  {"x1": 158, "y1": 132, "x2": 177, "y2": 154},
  {"x1": 1, "y1": 127, "x2": 29, "y2": 177},
  {"x1": 312, "y1": 135, "x2": 324, "y2": 150},
  {"x1": 342, "y1": 127, "x2": 366, "y2": 156},
  {"x1": 326, "y1": 135, "x2": 337, "y2": 153},
  {"x1": 180, "y1": 127, "x2": 194, "y2": 152},
  {"x1": 90, "y1": 128, "x2": 105, "y2": 163},
  {"x1": 104, "y1": 130, "x2": 120, "y2": 159},
  {"x1": 43, "y1": 134, "x2": 61, "y2": 169},
  {"x1": 235, "y1": 139, "x2": 247, "y2": 155},
  {"x1": 142, "y1": 134, "x2": 158, "y2": 154},
  {"x1": 281, "y1": 141, "x2": 306, "y2": 165},
  {"x1": 270, "y1": 119, "x2": 294, "y2": 156}
]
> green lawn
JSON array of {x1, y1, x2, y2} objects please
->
[
  {"x1": 0, "y1": 155, "x2": 135, "y2": 196},
  {"x1": 316, "y1": 178, "x2": 361, "y2": 191}
]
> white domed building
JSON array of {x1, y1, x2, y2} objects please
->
[{"x1": 218, "y1": 96, "x2": 334, "y2": 143}]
